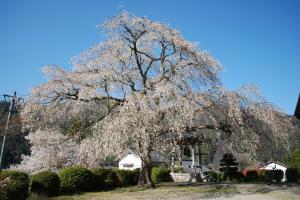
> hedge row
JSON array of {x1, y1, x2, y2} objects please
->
[
  {"x1": 59, "y1": 166, "x2": 140, "y2": 194},
  {"x1": 0, "y1": 167, "x2": 141, "y2": 198},
  {"x1": 220, "y1": 168, "x2": 299, "y2": 183},
  {"x1": 243, "y1": 169, "x2": 284, "y2": 182},
  {"x1": 1, "y1": 166, "x2": 297, "y2": 199}
]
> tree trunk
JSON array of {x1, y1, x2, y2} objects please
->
[{"x1": 138, "y1": 157, "x2": 155, "y2": 188}]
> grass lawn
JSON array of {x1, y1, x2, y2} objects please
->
[{"x1": 30, "y1": 183, "x2": 300, "y2": 200}]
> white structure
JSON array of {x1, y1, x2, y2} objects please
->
[
  {"x1": 118, "y1": 151, "x2": 170, "y2": 170},
  {"x1": 260, "y1": 162, "x2": 287, "y2": 182},
  {"x1": 118, "y1": 153, "x2": 141, "y2": 170}
]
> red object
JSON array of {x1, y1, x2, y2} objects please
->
[{"x1": 242, "y1": 168, "x2": 265, "y2": 176}]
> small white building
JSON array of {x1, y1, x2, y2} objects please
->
[
  {"x1": 118, "y1": 151, "x2": 170, "y2": 170},
  {"x1": 118, "y1": 153, "x2": 141, "y2": 170}
]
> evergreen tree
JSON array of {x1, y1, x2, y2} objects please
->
[{"x1": 219, "y1": 153, "x2": 239, "y2": 180}]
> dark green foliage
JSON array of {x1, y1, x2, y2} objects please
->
[
  {"x1": 257, "y1": 170, "x2": 270, "y2": 182},
  {"x1": 103, "y1": 156, "x2": 117, "y2": 167},
  {"x1": 114, "y1": 169, "x2": 139, "y2": 186},
  {"x1": 245, "y1": 170, "x2": 258, "y2": 182},
  {"x1": 219, "y1": 153, "x2": 239, "y2": 181},
  {"x1": 151, "y1": 167, "x2": 172, "y2": 183},
  {"x1": 0, "y1": 101, "x2": 30, "y2": 169},
  {"x1": 92, "y1": 168, "x2": 117, "y2": 190},
  {"x1": 173, "y1": 166, "x2": 183, "y2": 173},
  {"x1": 285, "y1": 148, "x2": 300, "y2": 173},
  {"x1": 263, "y1": 170, "x2": 274, "y2": 182},
  {"x1": 30, "y1": 171, "x2": 60, "y2": 196},
  {"x1": 58, "y1": 166, "x2": 96, "y2": 194},
  {"x1": 0, "y1": 170, "x2": 29, "y2": 200},
  {"x1": 61, "y1": 117, "x2": 93, "y2": 141},
  {"x1": 257, "y1": 170, "x2": 284, "y2": 182},
  {"x1": 204, "y1": 171, "x2": 218, "y2": 182},
  {"x1": 232, "y1": 172, "x2": 245, "y2": 182},
  {"x1": 286, "y1": 168, "x2": 299, "y2": 182},
  {"x1": 273, "y1": 170, "x2": 284, "y2": 183}
]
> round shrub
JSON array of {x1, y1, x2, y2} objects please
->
[
  {"x1": 245, "y1": 170, "x2": 258, "y2": 182},
  {"x1": 114, "y1": 169, "x2": 139, "y2": 186},
  {"x1": 92, "y1": 168, "x2": 117, "y2": 190},
  {"x1": 273, "y1": 170, "x2": 284, "y2": 183},
  {"x1": 58, "y1": 166, "x2": 96, "y2": 193},
  {"x1": 30, "y1": 171, "x2": 60, "y2": 196},
  {"x1": 286, "y1": 168, "x2": 299, "y2": 182},
  {"x1": 0, "y1": 170, "x2": 29, "y2": 200},
  {"x1": 151, "y1": 167, "x2": 172, "y2": 183}
]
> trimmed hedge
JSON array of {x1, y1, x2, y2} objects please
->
[
  {"x1": 114, "y1": 169, "x2": 139, "y2": 186},
  {"x1": 30, "y1": 171, "x2": 60, "y2": 196},
  {"x1": 286, "y1": 168, "x2": 299, "y2": 182},
  {"x1": 232, "y1": 172, "x2": 245, "y2": 182},
  {"x1": 92, "y1": 168, "x2": 117, "y2": 190},
  {"x1": 245, "y1": 170, "x2": 259, "y2": 182},
  {"x1": 0, "y1": 170, "x2": 30, "y2": 200},
  {"x1": 58, "y1": 166, "x2": 96, "y2": 193},
  {"x1": 151, "y1": 167, "x2": 172, "y2": 183}
]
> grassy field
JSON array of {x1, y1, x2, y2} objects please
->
[{"x1": 30, "y1": 183, "x2": 300, "y2": 200}]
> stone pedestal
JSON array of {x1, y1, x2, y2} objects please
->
[{"x1": 170, "y1": 172, "x2": 195, "y2": 182}]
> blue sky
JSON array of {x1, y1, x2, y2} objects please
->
[{"x1": 0, "y1": 0, "x2": 299, "y2": 114}]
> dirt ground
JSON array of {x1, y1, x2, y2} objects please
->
[{"x1": 50, "y1": 183, "x2": 300, "y2": 200}]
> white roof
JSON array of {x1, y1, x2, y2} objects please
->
[
  {"x1": 261, "y1": 162, "x2": 287, "y2": 171},
  {"x1": 119, "y1": 153, "x2": 141, "y2": 165}
]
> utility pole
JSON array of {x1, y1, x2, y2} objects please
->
[{"x1": 0, "y1": 91, "x2": 17, "y2": 172}]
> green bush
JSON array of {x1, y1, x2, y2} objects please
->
[
  {"x1": 114, "y1": 169, "x2": 139, "y2": 186},
  {"x1": 264, "y1": 170, "x2": 275, "y2": 182},
  {"x1": 286, "y1": 168, "x2": 299, "y2": 182},
  {"x1": 0, "y1": 170, "x2": 29, "y2": 200},
  {"x1": 257, "y1": 170, "x2": 284, "y2": 183},
  {"x1": 173, "y1": 166, "x2": 183, "y2": 173},
  {"x1": 257, "y1": 170, "x2": 268, "y2": 182},
  {"x1": 285, "y1": 148, "x2": 300, "y2": 173},
  {"x1": 151, "y1": 167, "x2": 172, "y2": 183},
  {"x1": 245, "y1": 170, "x2": 258, "y2": 182},
  {"x1": 92, "y1": 168, "x2": 117, "y2": 190},
  {"x1": 30, "y1": 171, "x2": 60, "y2": 196},
  {"x1": 58, "y1": 166, "x2": 96, "y2": 193},
  {"x1": 273, "y1": 170, "x2": 284, "y2": 183},
  {"x1": 232, "y1": 172, "x2": 245, "y2": 182},
  {"x1": 204, "y1": 171, "x2": 218, "y2": 182}
]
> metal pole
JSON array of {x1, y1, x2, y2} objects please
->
[{"x1": 0, "y1": 91, "x2": 16, "y2": 171}]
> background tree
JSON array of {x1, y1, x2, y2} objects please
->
[
  {"x1": 0, "y1": 100, "x2": 30, "y2": 169},
  {"x1": 219, "y1": 153, "x2": 238, "y2": 180},
  {"x1": 285, "y1": 148, "x2": 300, "y2": 173},
  {"x1": 19, "y1": 12, "x2": 293, "y2": 187}
]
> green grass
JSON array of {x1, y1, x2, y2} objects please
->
[
  {"x1": 28, "y1": 183, "x2": 299, "y2": 200},
  {"x1": 43, "y1": 184, "x2": 239, "y2": 200}
]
